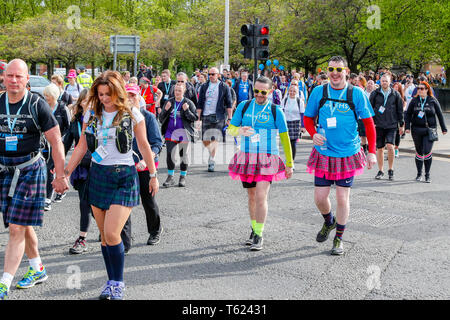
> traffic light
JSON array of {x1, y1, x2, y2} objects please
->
[
  {"x1": 255, "y1": 24, "x2": 269, "y2": 60},
  {"x1": 240, "y1": 24, "x2": 254, "y2": 59}
]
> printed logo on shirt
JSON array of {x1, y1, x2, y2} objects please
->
[{"x1": 257, "y1": 111, "x2": 271, "y2": 124}]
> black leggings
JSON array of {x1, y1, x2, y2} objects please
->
[
  {"x1": 166, "y1": 140, "x2": 189, "y2": 172},
  {"x1": 412, "y1": 127, "x2": 434, "y2": 174},
  {"x1": 77, "y1": 179, "x2": 92, "y2": 233},
  {"x1": 46, "y1": 156, "x2": 54, "y2": 199},
  {"x1": 290, "y1": 139, "x2": 297, "y2": 160}
]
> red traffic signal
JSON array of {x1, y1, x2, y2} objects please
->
[{"x1": 260, "y1": 26, "x2": 269, "y2": 35}]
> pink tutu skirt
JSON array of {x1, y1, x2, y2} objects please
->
[
  {"x1": 307, "y1": 148, "x2": 366, "y2": 180},
  {"x1": 228, "y1": 151, "x2": 287, "y2": 183}
]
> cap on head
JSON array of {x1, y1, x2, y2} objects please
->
[
  {"x1": 125, "y1": 83, "x2": 140, "y2": 95},
  {"x1": 67, "y1": 70, "x2": 77, "y2": 78}
]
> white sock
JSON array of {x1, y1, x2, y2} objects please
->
[
  {"x1": 0, "y1": 272, "x2": 14, "y2": 289},
  {"x1": 29, "y1": 257, "x2": 43, "y2": 272}
]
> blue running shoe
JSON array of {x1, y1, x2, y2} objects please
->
[
  {"x1": 99, "y1": 280, "x2": 114, "y2": 300},
  {"x1": 110, "y1": 281, "x2": 125, "y2": 300},
  {"x1": 16, "y1": 266, "x2": 48, "y2": 289},
  {"x1": 0, "y1": 283, "x2": 8, "y2": 300}
]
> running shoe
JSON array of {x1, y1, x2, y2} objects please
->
[
  {"x1": 0, "y1": 283, "x2": 8, "y2": 300},
  {"x1": 250, "y1": 234, "x2": 263, "y2": 251},
  {"x1": 245, "y1": 229, "x2": 255, "y2": 246},
  {"x1": 16, "y1": 266, "x2": 48, "y2": 289},
  {"x1": 316, "y1": 219, "x2": 337, "y2": 243},
  {"x1": 208, "y1": 162, "x2": 215, "y2": 172},
  {"x1": 54, "y1": 192, "x2": 66, "y2": 203},
  {"x1": 331, "y1": 237, "x2": 344, "y2": 255},
  {"x1": 388, "y1": 169, "x2": 394, "y2": 181},
  {"x1": 147, "y1": 227, "x2": 164, "y2": 245},
  {"x1": 425, "y1": 174, "x2": 431, "y2": 183},
  {"x1": 99, "y1": 280, "x2": 113, "y2": 300},
  {"x1": 44, "y1": 199, "x2": 52, "y2": 211},
  {"x1": 110, "y1": 281, "x2": 125, "y2": 300},
  {"x1": 415, "y1": 174, "x2": 422, "y2": 182},
  {"x1": 69, "y1": 237, "x2": 88, "y2": 254},
  {"x1": 178, "y1": 175, "x2": 186, "y2": 187},
  {"x1": 375, "y1": 171, "x2": 384, "y2": 180},
  {"x1": 163, "y1": 175, "x2": 176, "y2": 188}
]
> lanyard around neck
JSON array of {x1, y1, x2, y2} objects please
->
[
  {"x1": 251, "y1": 99, "x2": 270, "y2": 128},
  {"x1": 327, "y1": 83, "x2": 347, "y2": 116},
  {"x1": 5, "y1": 91, "x2": 28, "y2": 134}
]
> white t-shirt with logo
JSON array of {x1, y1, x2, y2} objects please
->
[
  {"x1": 203, "y1": 82, "x2": 220, "y2": 116},
  {"x1": 83, "y1": 107, "x2": 144, "y2": 166}
]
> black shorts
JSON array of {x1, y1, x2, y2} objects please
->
[
  {"x1": 242, "y1": 181, "x2": 272, "y2": 189},
  {"x1": 202, "y1": 116, "x2": 226, "y2": 142},
  {"x1": 376, "y1": 127, "x2": 397, "y2": 149}
]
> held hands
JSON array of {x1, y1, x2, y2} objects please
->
[
  {"x1": 239, "y1": 126, "x2": 255, "y2": 137},
  {"x1": 52, "y1": 176, "x2": 69, "y2": 194},
  {"x1": 312, "y1": 133, "x2": 326, "y2": 146},
  {"x1": 366, "y1": 153, "x2": 377, "y2": 170}
]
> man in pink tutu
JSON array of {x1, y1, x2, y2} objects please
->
[
  {"x1": 303, "y1": 56, "x2": 377, "y2": 255},
  {"x1": 227, "y1": 76, "x2": 293, "y2": 251}
]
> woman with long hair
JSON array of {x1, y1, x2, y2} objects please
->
[
  {"x1": 65, "y1": 71, "x2": 159, "y2": 299},
  {"x1": 63, "y1": 89, "x2": 93, "y2": 254},
  {"x1": 405, "y1": 81, "x2": 447, "y2": 183}
]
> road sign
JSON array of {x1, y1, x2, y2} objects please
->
[
  {"x1": 110, "y1": 35, "x2": 140, "y2": 76},
  {"x1": 110, "y1": 35, "x2": 140, "y2": 54}
]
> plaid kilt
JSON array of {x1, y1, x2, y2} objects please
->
[
  {"x1": 306, "y1": 147, "x2": 366, "y2": 180},
  {"x1": 0, "y1": 155, "x2": 47, "y2": 228},
  {"x1": 287, "y1": 120, "x2": 301, "y2": 140},
  {"x1": 228, "y1": 151, "x2": 287, "y2": 182},
  {"x1": 88, "y1": 163, "x2": 140, "y2": 210}
]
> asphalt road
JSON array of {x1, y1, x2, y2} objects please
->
[{"x1": 1, "y1": 139, "x2": 450, "y2": 301}]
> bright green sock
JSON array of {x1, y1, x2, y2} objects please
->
[
  {"x1": 254, "y1": 222, "x2": 264, "y2": 237},
  {"x1": 251, "y1": 220, "x2": 257, "y2": 231}
]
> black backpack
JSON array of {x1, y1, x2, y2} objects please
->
[
  {"x1": 241, "y1": 99, "x2": 277, "y2": 123},
  {"x1": 0, "y1": 92, "x2": 51, "y2": 162},
  {"x1": 317, "y1": 84, "x2": 357, "y2": 122}
]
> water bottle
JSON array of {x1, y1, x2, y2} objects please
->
[{"x1": 318, "y1": 124, "x2": 327, "y2": 151}]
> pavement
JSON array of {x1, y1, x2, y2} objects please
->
[{"x1": 1, "y1": 130, "x2": 450, "y2": 303}]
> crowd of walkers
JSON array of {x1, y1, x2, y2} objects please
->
[{"x1": 0, "y1": 56, "x2": 447, "y2": 300}]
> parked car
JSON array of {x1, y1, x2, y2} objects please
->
[{"x1": 29, "y1": 75, "x2": 50, "y2": 97}]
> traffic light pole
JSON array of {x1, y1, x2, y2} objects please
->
[{"x1": 253, "y1": 18, "x2": 259, "y2": 82}]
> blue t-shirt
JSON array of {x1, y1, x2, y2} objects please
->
[
  {"x1": 305, "y1": 84, "x2": 374, "y2": 158},
  {"x1": 238, "y1": 81, "x2": 250, "y2": 102},
  {"x1": 231, "y1": 99, "x2": 288, "y2": 155}
]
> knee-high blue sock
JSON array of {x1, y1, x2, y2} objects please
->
[
  {"x1": 106, "y1": 242, "x2": 125, "y2": 282},
  {"x1": 101, "y1": 245, "x2": 114, "y2": 280}
]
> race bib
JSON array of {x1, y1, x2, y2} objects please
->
[
  {"x1": 327, "y1": 117, "x2": 337, "y2": 129},
  {"x1": 250, "y1": 134, "x2": 260, "y2": 144},
  {"x1": 5, "y1": 136, "x2": 18, "y2": 152},
  {"x1": 92, "y1": 145, "x2": 108, "y2": 163}
]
